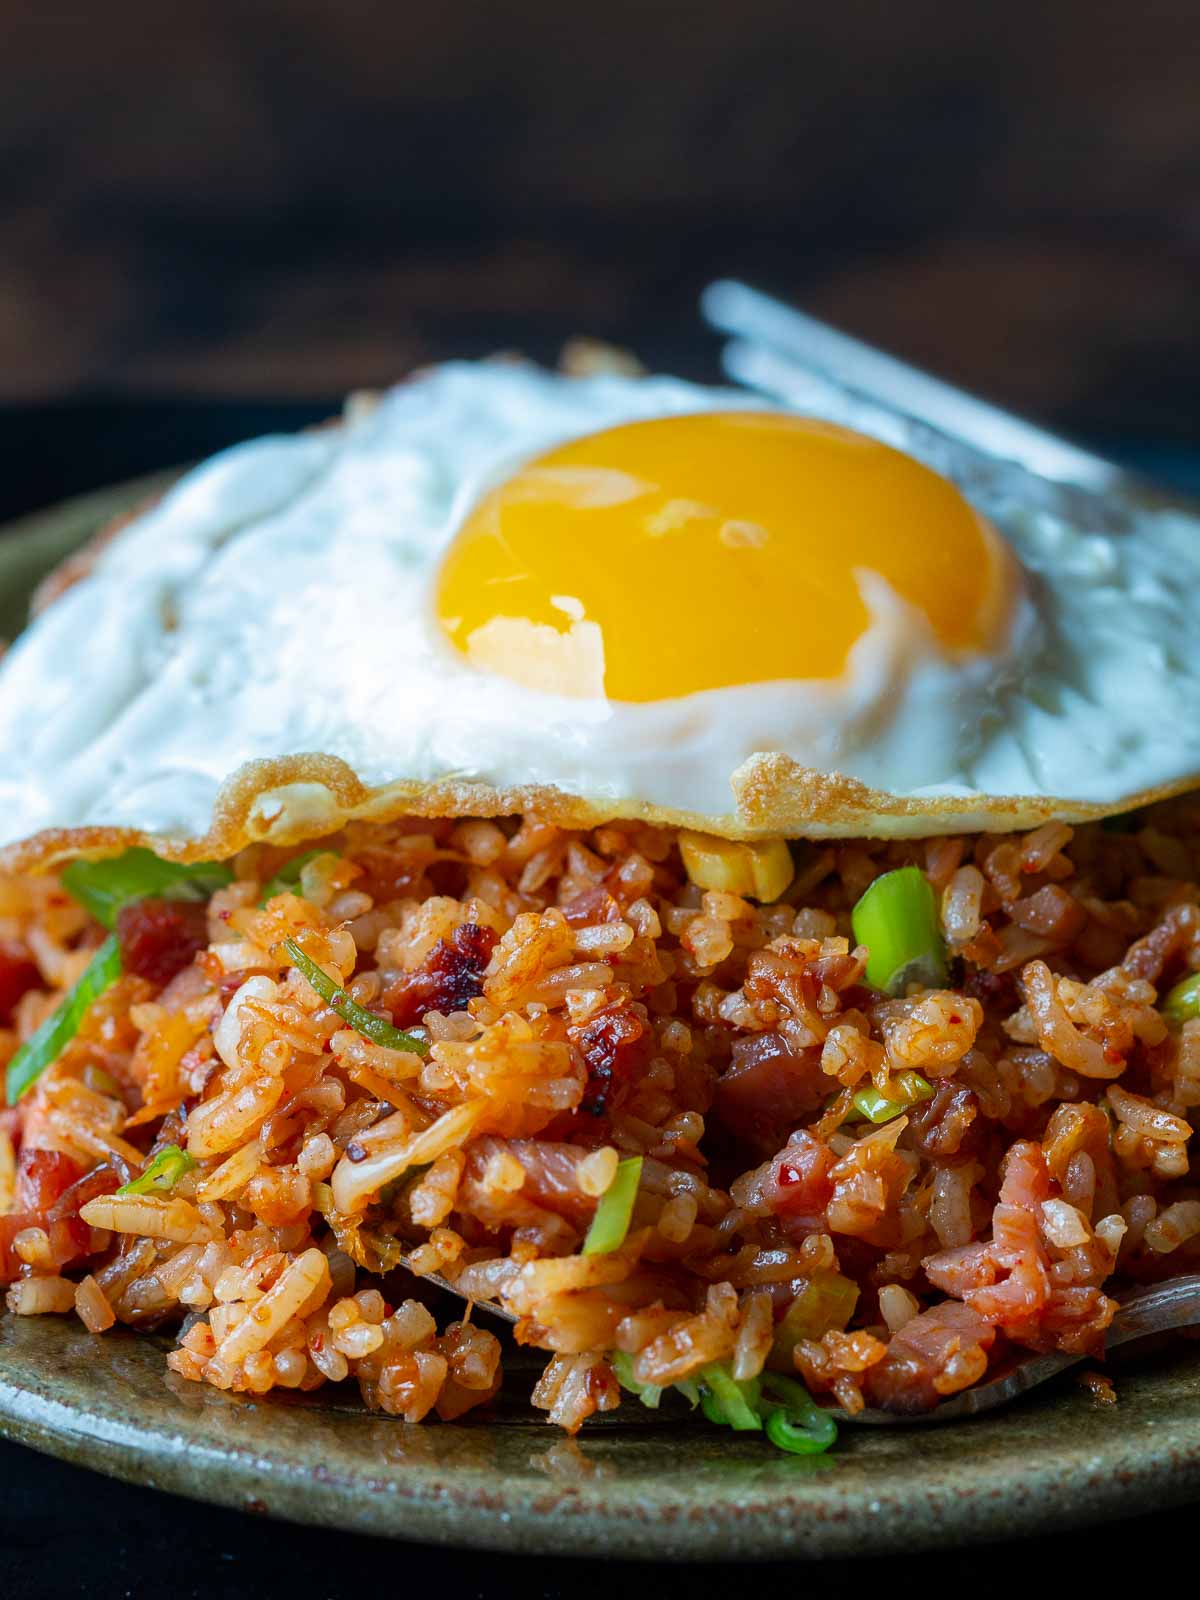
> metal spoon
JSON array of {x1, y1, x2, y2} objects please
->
[
  {"x1": 700, "y1": 277, "x2": 1137, "y2": 495},
  {"x1": 700, "y1": 278, "x2": 1200, "y2": 517},
  {"x1": 846, "y1": 1275, "x2": 1200, "y2": 1425}
]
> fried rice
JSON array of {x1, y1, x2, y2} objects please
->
[{"x1": 3, "y1": 803, "x2": 1200, "y2": 1437}]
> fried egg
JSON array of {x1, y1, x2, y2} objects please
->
[{"x1": 0, "y1": 360, "x2": 1198, "y2": 868}]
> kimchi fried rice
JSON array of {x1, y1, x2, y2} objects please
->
[{"x1": 4, "y1": 802, "x2": 1200, "y2": 1442}]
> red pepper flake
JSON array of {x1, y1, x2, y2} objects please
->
[{"x1": 778, "y1": 1163, "x2": 802, "y2": 1187}]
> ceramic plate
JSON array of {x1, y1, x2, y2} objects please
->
[{"x1": 1, "y1": 479, "x2": 1199, "y2": 1560}]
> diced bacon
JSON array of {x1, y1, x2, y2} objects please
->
[
  {"x1": 0, "y1": 1150, "x2": 99, "y2": 1285},
  {"x1": 568, "y1": 1001, "x2": 650, "y2": 1118},
  {"x1": 962, "y1": 966, "x2": 1019, "y2": 1014},
  {"x1": 990, "y1": 1199, "x2": 1044, "y2": 1268},
  {"x1": 465, "y1": 1136, "x2": 595, "y2": 1224},
  {"x1": 965, "y1": 1251, "x2": 1050, "y2": 1328},
  {"x1": 866, "y1": 1301, "x2": 997, "y2": 1413},
  {"x1": 754, "y1": 1129, "x2": 837, "y2": 1223},
  {"x1": 1122, "y1": 903, "x2": 1200, "y2": 984},
  {"x1": 351, "y1": 845, "x2": 438, "y2": 905},
  {"x1": 48, "y1": 1162, "x2": 122, "y2": 1224},
  {"x1": 1040, "y1": 1285, "x2": 1117, "y2": 1356},
  {"x1": 0, "y1": 1215, "x2": 36, "y2": 1284},
  {"x1": 559, "y1": 885, "x2": 622, "y2": 928},
  {"x1": 116, "y1": 898, "x2": 209, "y2": 986},
  {"x1": 906, "y1": 1083, "x2": 979, "y2": 1159},
  {"x1": 1008, "y1": 885, "x2": 1086, "y2": 942},
  {"x1": 716, "y1": 1034, "x2": 826, "y2": 1150},
  {"x1": 999, "y1": 1140, "x2": 1052, "y2": 1212},
  {"x1": 0, "y1": 940, "x2": 41, "y2": 1026},
  {"x1": 384, "y1": 923, "x2": 497, "y2": 1027},
  {"x1": 924, "y1": 1241, "x2": 996, "y2": 1298},
  {"x1": 15, "y1": 1148, "x2": 83, "y2": 1213},
  {"x1": 926, "y1": 1144, "x2": 1055, "y2": 1341}
]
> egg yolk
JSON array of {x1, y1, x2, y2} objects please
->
[{"x1": 436, "y1": 412, "x2": 1018, "y2": 702}]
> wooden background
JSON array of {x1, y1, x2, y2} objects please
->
[{"x1": 2, "y1": 0, "x2": 1198, "y2": 442}]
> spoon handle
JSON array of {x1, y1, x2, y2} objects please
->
[
  {"x1": 845, "y1": 1273, "x2": 1200, "y2": 1426},
  {"x1": 701, "y1": 278, "x2": 1133, "y2": 494}
]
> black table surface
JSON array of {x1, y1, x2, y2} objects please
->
[
  {"x1": 0, "y1": 1427, "x2": 1180, "y2": 1596},
  {"x1": 0, "y1": 396, "x2": 1197, "y2": 1594}
]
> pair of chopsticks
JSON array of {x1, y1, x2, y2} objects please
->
[{"x1": 700, "y1": 278, "x2": 1134, "y2": 497}]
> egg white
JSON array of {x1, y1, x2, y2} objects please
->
[{"x1": 0, "y1": 360, "x2": 1197, "y2": 853}]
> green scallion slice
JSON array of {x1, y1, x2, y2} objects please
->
[
  {"x1": 698, "y1": 1364, "x2": 762, "y2": 1432},
  {"x1": 674, "y1": 1376, "x2": 702, "y2": 1407},
  {"x1": 283, "y1": 938, "x2": 428, "y2": 1056},
  {"x1": 851, "y1": 1086, "x2": 906, "y2": 1124},
  {"x1": 63, "y1": 848, "x2": 233, "y2": 929},
  {"x1": 895, "y1": 1069, "x2": 936, "y2": 1103},
  {"x1": 851, "y1": 1071, "x2": 934, "y2": 1124},
  {"x1": 5, "y1": 935, "x2": 122, "y2": 1105},
  {"x1": 582, "y1": 1156, "x2": 643, "y2": 1256},
  {"x1": 116, "y1": 1143, "x2": 196, "y2": 1196},
  {"x1": 759, "y1": 1373, "x2": 838, "y2": 1455},
  {"x1": 851, "y1": 866, "x2": 948, "y2": 996},
  {"x1": 764, "y1": 1410, "x2": 830, "y2": 1454},
  {"x1": 611, "y1": 1349, "x2": 664, "y2": 1409},
  {"x1": 1162, "y1": 971, "x2": 1200, "y2": 1028},
  {"x1": 260, "y1": 850, "x2": 327, "y2": 906}
]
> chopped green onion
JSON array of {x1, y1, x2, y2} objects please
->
[
  {"x1": 260, "y1": 850, "x2": 327, "y2": 906},
  {"x1": 895, "y1": 1069, "x2": 936, "y2": 1103},
  {"x1": 611, "y1": 1351, "x2": 703, "y2": 1414},
  {"x1": 765, "y1": 1410, "x2": 827, "y2": 1454},
  {"x1": 773, "y1": 1274, "x2": 860, "y2": 1353},
  {"x1": 116, "y1": 1143, "x2": 196, "y2": 1196},
  {"x1": 674, "y1": 1376, "x2": 702, "y2": 1407},
  {"x1": 1162, "y1": 971, "x2": 1200, "y2": 1028},
  {"x1": 582, "y1": 1156, "x2": 643, "y2": 1256},
  {"x1": 759, "y1": 1373, "x2": 838, "y2": 1455},
  {"x1": 5, "y1": 935, "x2": 122, "y2": 1105},
  {"x1": 611, "y1": 1349, "x2": 664, "y2": 1409},
  {"x1": 851, "y1": 1087, "x2": 905, "y2": 1123},
  {"x1": 63, "y1": 848, "x2": 232, "y2": 929},
  {"x1": 614, "y1": 1358, "x2": 838, "y2": 1456},
  {"x1": 283, "y1": 938, "x2": 428, "y2": 1056},
  {"x1": 851, "y1": 866, "x2": 948, "y2": 996},
  {"x1": 851, "y1": 1071, "x2": 934, "y2": 1124},
  {"x1": 699, "y1": 1364, "x2": 763, "y2": 1432}
]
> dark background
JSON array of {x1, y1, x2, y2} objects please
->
[
  {"x1": 1, "y1": 0, "x2": 1199, "y2": 1588},
  {"x1": 0, "y1": 1433, "x2": 1188, "y2": 1597},
  {"x1": 2, "y1": 0, "x2": 1200, "y2": 523}
]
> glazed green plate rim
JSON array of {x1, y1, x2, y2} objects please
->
[{"x1": 1, "y1": 476, "x2": 1199, "y2": 1560}]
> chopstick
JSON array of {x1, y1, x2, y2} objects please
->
[{"x1": 700, "y1": 278, "x2": 1133, "y2": 495}]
